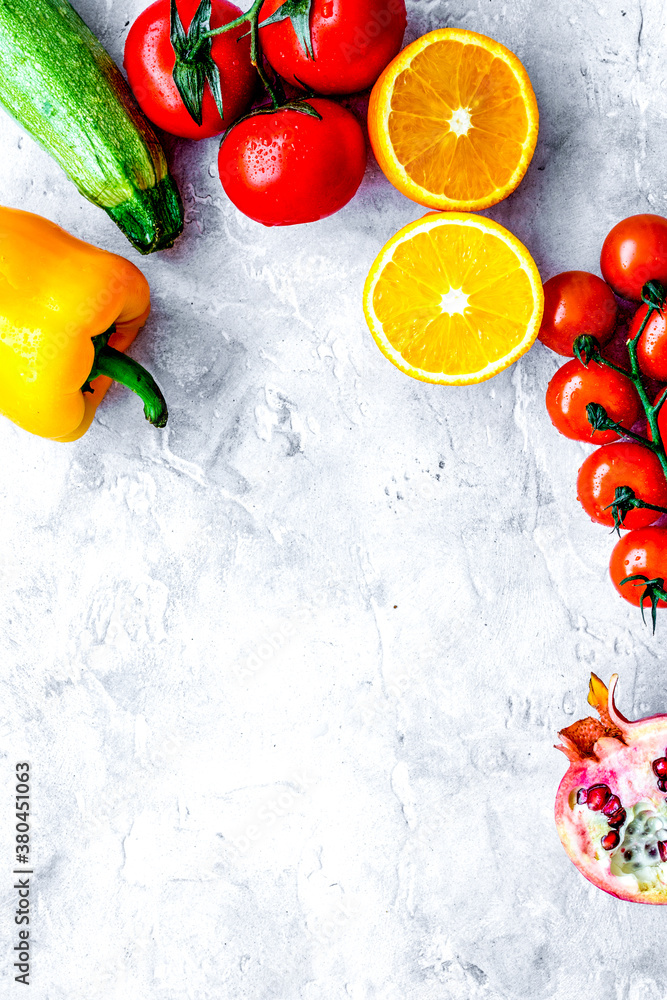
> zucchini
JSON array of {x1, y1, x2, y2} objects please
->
[{"x1": 0, "y1": 0, "x2": 183, "y2": 253}]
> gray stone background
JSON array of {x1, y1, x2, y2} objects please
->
[{"x1": 1, "y1": 0, "x2": 667, "y2": 996}]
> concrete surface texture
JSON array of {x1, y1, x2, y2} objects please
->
[{"x1": 1, "y1": 0, "x2": 666, "y2": 997}]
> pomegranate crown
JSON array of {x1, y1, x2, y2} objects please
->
[{"x1": 556, "y1": 674, "x2": 630, "y2": 763}]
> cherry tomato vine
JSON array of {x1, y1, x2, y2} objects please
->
[
  {"x1": 572, "y1": 279, "x2": 667, "y2": 628},
  {"x1": 169, "y1": 0, "x2": 317, "y2": 121}
]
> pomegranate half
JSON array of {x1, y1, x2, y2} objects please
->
[{"x1": 555, "y1": 673, "x2": 667, "y2": 903}]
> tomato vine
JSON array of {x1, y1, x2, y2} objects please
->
[
  {"x1": 170, "y1": 0, "x2": 316, "y2": 120},
  {"x1": 574, "y1": 279, "x2": 667, "y2": 626}
]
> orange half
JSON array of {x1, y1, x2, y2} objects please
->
[
  {"x1": 368, "y1": 29, "x2": 539, "y2": 211},
  {"x1": 363, "y1": 212, "x2": 544, "y2": 385}
]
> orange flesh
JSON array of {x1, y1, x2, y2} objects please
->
[
  {"x1": 387, "y1": 40, "x2": 531, "y2": 201},
  {"x1": 371, "y1": 225, "x2": 535, "y2": 374}
]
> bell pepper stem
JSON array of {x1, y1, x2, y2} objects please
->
[{"x1": 91, "y1": 346, "x2": 168, "y2": 428}]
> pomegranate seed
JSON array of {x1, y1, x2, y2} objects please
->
[
  {"x1": 587, "y1": 784, "x2": 611, "y2": 811},
  {"x1": 607, "y1": 807, "x2": 627, "y2": 828},
  {"x1": 658, "y1": 777, "x2": 667, "y2": 793},
  {"x1": 576, "y1": 788, "x2": 588, "y2": 805},
  {"x1": 602, "y1": 794, "x2": 622, "y2": 817},
  {"x1": 601, "y1": 830, "x2": 620, "y2": 851},
  {"x1": 659, "y1": 841, "x2": 667, "y2": 863},
  {"x1": 652, "y1": 757, "x2": 667, "y2": 778}
]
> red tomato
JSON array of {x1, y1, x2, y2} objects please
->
[
  {"x1": 610, "y1": 527, "x2": 667, "y2": 607},
  {"x1": 538, "y1": 271, "x2": 617, "y2": 356},
  {"x1": 545, "y1": 360, "x2": 642, "y2": 444},
  {"x1": 218, "y1": 98, "x2": 367, "y2": 225},
  {"x1": 628, "y1": 301, "x2": 667, "y2": 381},
  {"x1": 601, "y1": 214, "x2": 667, "y2": 302},
  {"x1": 258, "y1": 0, "x2": 406, "y2": 95},
  {"x1": 577, "y1": 442, "x2": 667, "y2": 528},
  {"x1": 124, "y1": 0, "x2": 256, "y2": 140}
]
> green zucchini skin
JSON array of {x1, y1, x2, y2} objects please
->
[{"x1": 0, "y1": 0, "x2": 184, "y2": 253}]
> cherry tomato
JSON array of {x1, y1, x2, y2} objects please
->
[
  {"x1": 546, "y1": 360, "x2": 642, "y2": 444},
  {"x1": 218, "y1": 98, "x2": 367, "y2": 226},
  {"x1": 124, "y1": 0, "x2": 256, "y2": 140},
  {"x1": 258, "y1": 0, "x2": 406, "y2": 95},
  {"x1": 577, "y1": 442, "x2": 667, "y2": 528},
  {"x1": 610, "y1": 527, "x2": 667, "y2": 607},
  {"x1": 627, "y1": 301, "x2": 667, "y2": 381},
  {"x1": 601, "y1": 214, "x2": 667, "y2": 302},
  {"x1": 538, "y1": 271, "x2": 617, "y2": 356}
]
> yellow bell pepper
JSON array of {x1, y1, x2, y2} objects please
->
[{"x1": 0, "y1": 206, "x2": 168, "y2": 441}]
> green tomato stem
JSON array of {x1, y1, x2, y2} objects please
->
[
  {"x1": 596, "y1": 356, "x2": 633, "y2": 379},
  {"x1": 600, "y1": 418, "x2": 659, "y2": 450},
  {"x1": 627, "y1": 306, "x2": 667, "y2": 480},
  {"x1": 605, "y1": 484, "x2": 667, "y2": 534},
  {"x1": 248, "y1": 3, "x2": 281, "y2": 107},
  {"x1": 620, "y1": 574, "x2": 667, "y2": 633},
  {"x1": 634, "y1": 497, "x2": 667, "y2": 514},
  {"x1": 634, "y1": 500, "x2": 667, "y2": 514},
  {"x1": 193, "y1": 0, "x2": 282, "y2": 106},
  {"x1": 594, "y1": 289, "x2": 667, "y2": 481},
  {"x1": 196, "y1": 0, "x2": 263, "y2": 44},
  {"x1": 655, "y1": 387, "x2": 667, "y2": 414}
]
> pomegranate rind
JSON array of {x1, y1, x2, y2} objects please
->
[{"x1": 555, "y1": 674, "x2": 667, "y2": 904}]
